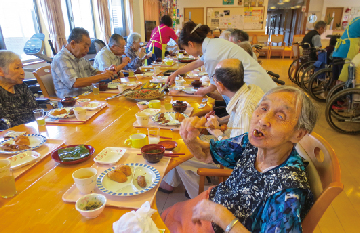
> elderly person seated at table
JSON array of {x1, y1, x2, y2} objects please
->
[
  {"x1": 52, "y1": 27, "x2": 116, "y2": 98},
  {"x1": 162, "y1": 86, "x2": 317, "y2": 233},
  {"x1": 124, "y1": 32, "x2": 150, "y2": 70},
  {"x1": 229, "y1": 29, "x2": 257, "y2": 61},
  {"x1": 160, "y1": 58, "x2": 264, "y2": 198},
  {"x1": 0, "y1": 51, "x2": 38, "y2": 130},
  {"x1": 94, "y1": 34, "x2": 131, "y2": 73}
]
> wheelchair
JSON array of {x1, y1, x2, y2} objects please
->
[{"x1": 325, "y1": 63, "x2": 360, "y2": 134}]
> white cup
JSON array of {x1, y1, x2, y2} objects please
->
[
  {"x1": 135, "y1": 112, "x2": 149, "y2": 126},
  {"x1": 72, "y1": 168, "x2": 97, "y2": 194},
  {"x1": 74, "y1": 107, "x2": 87, "y2": 121},
  {"x1": 175, "y1": 79, "x2": 185, "y2": 86},
  {"x1": 118, "y1": 84, "x2": 127, "y2": 93}
]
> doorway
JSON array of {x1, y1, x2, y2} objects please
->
[
  {"x1": 325, "y1": 7, "x2": 343, "y2": 29},
  {"x1": 184, "y1": 8, "x2": 204, "y2": 24}
]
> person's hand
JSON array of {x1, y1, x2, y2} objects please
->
[
  {"x1": 179, "y1": 117, "x2": 202, "y2": 143},
  {"x1": 101, "y1": 69, "x2": 115, "y2": 79},
  {"x1": 205, "y1": 115, "x2": 223, "y2": 137},
  {"x1": 192, "y1": 199, "x2": 219, "y2": 224},
  {"x1": 167, "y1": 72, "x2": 177, "y2": 84},
  {"x1": 107, "y1": 65, "x2": 116, "y2": 71},
  {"x1": 205, "y1": 110, "x2": 215, "y2": 120},
  {"x1": 194, "y1": 88, "x2": 209, "y2": 96},
  {"x1": 122, "y1": 57, "x2": 131, "y2": 65}
]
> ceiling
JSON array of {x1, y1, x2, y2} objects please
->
[{"x1": 267, "y1": 0, "x2": 305, "y2": 10}]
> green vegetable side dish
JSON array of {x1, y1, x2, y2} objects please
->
[
  {"x1": 83, "y1": 202, "x2": 103, "y2": 210},
  {"x1": 58, "y1": 145, "x2": 90, "y2": 162},
  {"x1": 145, "y1": 149, "x2": 162, "y2": 153}
]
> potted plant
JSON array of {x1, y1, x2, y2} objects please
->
[
  {"x1": 336, "y1": 23, "x2": 342, "y2": 30},
  {"x1": 326, "y1": 13, "x2": 334, "y2": 30}
]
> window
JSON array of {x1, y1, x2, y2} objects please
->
[
  {"x1": 111, "y1": 0, "x2": 126, "y2": 36},
  {"x1": 61, "y1": 0, "x2": 72, "y2": 39},
  {"x1": 0, "y1": 0, "x2": 41, "y2": 60},
  {"x1": 63, "y1": 0, "x2": 96, "y2": 38}
]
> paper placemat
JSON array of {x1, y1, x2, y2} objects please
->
[
  {"x1": 62, "y1": 148, "x2": 170, "y2": 209},
  {"x1": 45, "y1": 103, "x2": 107, "y2": 124},
  {"x1": 0, "y1": 139, "x2": 65, "y2": 179}
]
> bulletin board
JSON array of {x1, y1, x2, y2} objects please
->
[{"x1": 206, "y1": 7, "x2": 264, "y2": 30}]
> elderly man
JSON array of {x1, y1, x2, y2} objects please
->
[
  {"x1": 124, "y1": 32, "x2": 149, "y2": 70},
  {"x1": 52, "y1": 27, "x2": 115, "y2": 98},
  {"x1": 302, "y1": 21, "x2": 326, "y2": 60},
  {"x1": 93, "y1": 34, "x2": 130, "y2": 72},
  {"x1": 229, "y1": 29, "x2": 257, "y2": 60},
  {"x1": 160, "y1": 59, "x2": 264, "y2": 198}
]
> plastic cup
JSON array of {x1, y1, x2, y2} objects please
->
[
  {"x1": 33, "y1": 109, "x2": 46, "y2": 126},
  {"x1": 74, "y1": 107, "x2": 87, "y2": 121},
  {"x1": 148, "y1": 128, "x2": 160, "y2": 144},
  {"x1": 92, "y1": 83, "x2": 99, "y2": 95},
  {"x1": 0, "y1": 160, "x2": 17, "y2": 198}
]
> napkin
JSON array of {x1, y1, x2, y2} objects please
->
[{"x1": 113, "y1": 201, "x2": 159, "y2": 233}]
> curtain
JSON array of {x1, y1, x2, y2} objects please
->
[
  {"x1": 143, "y1": 0, "x2": 159, "y2": 26},
  {"x1": 96, "y1": 0, "x2": 112, "y2": 44},
  {"x1": 125, "y1": 0, "x2": 134, "y2": 35},
  {"x1": 0, "y1": 26, "x2": 6, "y2": 50},
  {"x1": 39, "y1": 0, "x2": 67, "y2": 53}
]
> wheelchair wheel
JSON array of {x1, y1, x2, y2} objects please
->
[
  {"x1": 308, "y1": 68, "x2": 332, "y2": 103},
  {"x1": 300, "y1": 64, "x2": 315, "y2": 90},
  {"x1": 325, "y1": 88, "x2": 360, "y2": 134},
  {"x1": 288, "y1": 58, "x2": 300, "y2": 83},
  {"x1": 326, "y1": 82, "x2": 346, "y2": 103},
  {"x1": 295, "y1": 61, "x2": 315, "y2": 86}
]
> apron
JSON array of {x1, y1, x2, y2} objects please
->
[
  {"x1": 334, "y1": 18, "x2": 360, "y2": 82},
  {"x1": 148, "y1": 25, "x2": 168, "y2": 60}
]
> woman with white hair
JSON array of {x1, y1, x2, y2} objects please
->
[
  {"x1": 124, "y1": 32, "x2": 149, "y2": 70},
  {"x1": 0, "y1": 51, "x2": 38, "y2": 130}
]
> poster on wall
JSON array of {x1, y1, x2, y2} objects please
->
[
  {"x1": 223, "y1": 0, "x2": 234, "y2": 5},
  {"x1": 211, "y1": 19, "x2": 220, "y2": 28},
  {"x1": 224, "y1": 10, "x2": 230, "y2": 15},
  {"x1": 215, "y1": 11, "x2": 219, "y2": 18},
  {"x1": 238, "y1": 0, "x2": 243, "y2": 6},
  {"x1": 244, "y1": 0, "x2": 250, "y2": 7}
]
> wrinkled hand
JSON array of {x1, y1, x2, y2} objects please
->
[
  {"x1": 194, "y1": 88, "x2": 208, "y2": 96},
  {"x1": 102, "y1": 69, "x2": 115, "y2": 79},
  {"x1": 192, "y1": 199, "x2": 219, "y2": 224},
  {"x1": 205, "y1": 115, "x2": 223, "y2": 137},
  {"x1": 204, "y1": 110, "x2": 215, "y2": 120},
  {"x1": 108, "y1": 65, "x2": 116, "y2": 71},
  {"x1": 122, "y1": 57, "x2": 131, "y2": 65},
  {"x1": 179, "y1": 117, "x2": 202, "y2": 143},
  {"x1": 167, "y1": 72, "x2": 177, "y2": 85}
]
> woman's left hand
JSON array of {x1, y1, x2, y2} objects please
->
[{"x1": 192, "y1": 199, "x2": 219, "y2": 224}]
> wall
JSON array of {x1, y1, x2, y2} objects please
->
[
  {"x1": 321, "y1": 0, "x2": 360, "y2": 21},
  {"x1": 132, "y1": 0, "x2": 145, "y2": 41},
  {"x1": 307, "y1": 0, "x2": 324, "y2": 30},
  {"x1": 177, "y1": 0, "x2": 269, "y2": 32}
]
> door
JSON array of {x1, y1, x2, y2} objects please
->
[
  {"x1": 184, "y1": 8, "x2": 204, "y2": 25},
  {"x1": 325, "y1": 7, "x2": 343, "y2": 29}
]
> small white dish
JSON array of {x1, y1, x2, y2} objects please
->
[
  {"x1": 7, "y1": 151, "x2": 41, "y2": 169},
  {"x1": 76, "y1": 99, "x2": 91, "y2": 106},
  {"x1": 184, "y1": 87, "x2": 196, "y2": 95},
  {"x1": 107, "y1": 82, "x2": 121, "y2": 89},
  {"x1": 141, "y1": 108, "x2": 161, "y2": 116},
  {"x1": 82, "y1": 101, "x2": 105, "y2": 111},
  {"x1": 94, "y1": 147, "x2": 126, "y2": 165},
  {"x1": 76, "y1": 193, "x2": 107, "y2": 218}
]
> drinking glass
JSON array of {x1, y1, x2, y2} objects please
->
[
  {"x1": 164, "y1": 98, "x2": 172, "y2": 111},
  {"x1": 148, "y1": 127, "x2": 160, "y2": 144},
  {"x1": 33, "y1": 109, "x2": 46, "y2": 126},
  {"x1": 92, "y1": 83, "x2": 100, "y2": 95},
  {"x1": 0, "y1": 160, "x2": 17, "y2": 198}
]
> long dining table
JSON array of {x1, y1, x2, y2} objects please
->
[{"x1": 0, "y1": 74, "x2": 211, "y2": 232}]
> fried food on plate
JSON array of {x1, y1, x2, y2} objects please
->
[
  {"x1": 52, "y1": 109, "x2": 67, "y2": 116},
  {"x1": 15, "y1": 135, "x2": 30, "y2": 146},
  {"x1": 137, "y1": 176, "x2": 147, "y2": 188},
  {"x1": 107, "y1": 170, "x2": 127, "y2": 183},
  {"x1": 117, "y1": 165, "x2": 132, "y2": 176}
]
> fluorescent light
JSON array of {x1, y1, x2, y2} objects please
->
[
  {"x1": 284, "y1": 0, "x2": 290, "y2": 2},
  {"x1": 295, "y1": 5, "x2": 301, "y2": 8},
  {"x1": 270, "y1": 7, "x2": 276, "y2": 9},
  {"x1": 278, "y1": 2, "x2": 284, "y2": 4}
]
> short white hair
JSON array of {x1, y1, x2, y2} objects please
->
[
  {"x1": 219, "y1": 31, "x2": 231, "y2": 41},
  {"x1": 0, "y1": 51, "x2": 20, "y2": 73},
  {"x1": 126, "y1": 33, "x2": 142, "y2": 46}
]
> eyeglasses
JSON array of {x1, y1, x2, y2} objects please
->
[{"x1": 211, "y1": 73, "x2": 217, "y2": 82}]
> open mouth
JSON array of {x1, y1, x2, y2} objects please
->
[{"x1": 253, "y1": 129, "x2": 264, "y2": 137}]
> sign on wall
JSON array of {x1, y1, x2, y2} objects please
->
[{"x1": 223, "y1": 0, "x2": 234, "y2": 5}]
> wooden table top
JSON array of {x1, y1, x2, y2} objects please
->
[{"x1": 0, "y1": 76, "x2": 210, "y2": 232}]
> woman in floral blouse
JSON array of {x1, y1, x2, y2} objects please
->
[
  {"x1": 124, "y1": 33, "x2": 150, "y2": 71},
  {"x1": 162, "y1": 86, "x2": 318, "y2": 233},
  {"x1": 0, "y1": 51, "x2": 38, "y2": 130}
]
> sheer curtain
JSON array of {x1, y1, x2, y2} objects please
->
[
  {"x1": 143, "y1": 0, "x2": 159, "y2": 26},
  {"x1": 39, "y1": 0, "x2": 67, "y2": 53},
  {"x1": 125, "y1": 0, "x2": 134, "y2": 34},
  {"x1": 96, "y1": 0, "x2": 112, "y2": 44}
]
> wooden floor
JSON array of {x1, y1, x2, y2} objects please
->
[{"x1": 156, "y1": 58, "x2": 360, "y2": 233}]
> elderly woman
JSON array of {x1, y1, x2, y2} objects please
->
[
  {"x1": 124, "y1": 32, "x2": 149, "y2": 70},
  {"x1": 162, "y1": 86, "x2": 317, "y2": 233},
  {"x1": 0, "y1": 51, "x2": 38, "y2": 130}
]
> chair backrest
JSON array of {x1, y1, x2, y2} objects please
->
[
  {"x1": 257, "y1": 35, "x2": 268, "y2": 44},
  {"x1": 292, "y1": 43, "x2": 300, "y2": 59},
  {"x1": 297, "y1": 133, "x2": 343, "y2": 233},
  {"x1": 270, "y1": 34, "x2": 284, "y2": 45},
  {"x1": 33, "y1": 66, "x2": 56, "y2": 98},
  {"x1": 321, "y1": 39, "x2": 330, "y2": 48},
  {"x1": 248, "y1": 36, "x2": 253, "y2": 44},
  {"x1": 293, "y1": 34, "x2": 305, "y2": 43}
]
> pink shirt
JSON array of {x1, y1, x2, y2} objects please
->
[{"x1": 147, "y1": 24, "x2": 177, "y2": 49}]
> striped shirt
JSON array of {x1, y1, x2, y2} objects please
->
[
  {"x1": 93, "y1": 46, "x2": 123, "y2": 71},
  {"x1": 51, "y1": 47, "x2": 98, "y2": 98}
]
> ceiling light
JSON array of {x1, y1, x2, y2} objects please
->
[
  {"x1": 283, "y1": 0, "x2": 290, "y2": 2},
  {"x1": 296, "y1": 5, "x2": 301, "y2": 8},
  {"x1": 270, "y1": 7, "x2": 276, "y2": 9}
]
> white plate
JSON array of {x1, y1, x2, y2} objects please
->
[
  {"x1": 93, "y1": 147, "x2": 126, "y2": 165},
  {"x1": 107, "y1": 82, "x2": 121, "y2": 89},
  {"x1": 3, "y1": 131, "x2": 26, "y2": 139},
  {"x1": 7, "y1": 151, "x2": 41, "y2": 169},
  {"x1": 82, "y1": 101, "x2": 106, "y2": 111},
  {"x1": 0, "y1": 134, "x2": 47, "y2": 154},
  {"x1": 47, "y1": 107, "x2": 76, "y2": 119},
  {"x1": 152, "y1": 76, "x2": 168, "y2": 82},
  {"x1": 141, "y1": 109, "x2": 161, "y2": 116},
  {"x1": 152, "y1": 112, "x2": 189, "y2": 126},
  {"x1": 183, "y1": 87, "x2": 196, "y2": 95},
  {"x1": 97, "y1": 163, "x2": 160, "y2": 196}
]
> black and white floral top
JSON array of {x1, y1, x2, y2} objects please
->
[
  {"x1": 209, "y1": 133, "x2": 313, "y2": 233},
  {"x1": 0, "y1": 83, "x2": 38, "y2": 130},
  {"x1": 124, "y1": 45, "x2": 144, "y2": 70}
]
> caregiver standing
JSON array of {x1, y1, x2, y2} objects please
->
[{"x1": 167, "y1": 21, "x2": 276, "y2": 103}]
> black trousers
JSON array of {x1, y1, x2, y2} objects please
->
[{"x1": 146, "y1": 46, "x2": 162, "y2": 64}]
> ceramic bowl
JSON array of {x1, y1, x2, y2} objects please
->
[
  {"x1": 172, "y1": 101, "x2": 187, "y2": 113},
  {"x1": 141, "y1": 144, "x2": 165, "y2": 163},
  {"x1": 158, "y1": 141, "x2": 177, "y2": 151},
  {"x1": 75, "y1": 193, "x2": 107, "y2": 218},
  {"x1": 137, "y1": 101, "x2": 149, "y2": 110},
  {"x1": 135, "y1": 74, "x2": 144, "y2": 79}
]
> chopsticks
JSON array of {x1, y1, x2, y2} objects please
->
[
  {"x1": 148, "y1": 134, "x2": 172, "y2": 140},
  {"x1": 137, "y1": 153, "x2": 185, "y2": 157}
]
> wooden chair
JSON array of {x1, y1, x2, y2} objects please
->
[
  {"x1": 256, "y1": 35, "x2": 270, "y2": 58},
  {"x1": 197, "y1": 132, "x2": 343, "y2": 232},
  {"x1": 33, "y1": 66, "x2": 57, "y2": 98},
  {"x1": 293, "y1": 34, "x2": 305, "y2": 44},
  {"x1": 269, "y1": 34, "x2": 285, "y2": 59}
]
